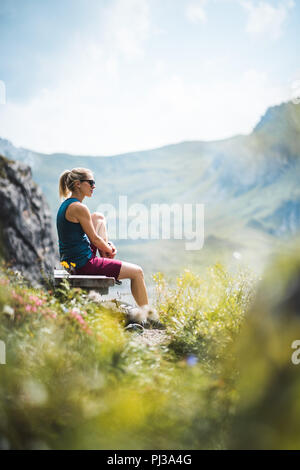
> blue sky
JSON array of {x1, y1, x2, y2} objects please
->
[{"x1": 0, "y1": 0, "x2": 299, "y2": 155}]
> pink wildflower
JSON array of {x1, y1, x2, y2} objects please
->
[
  {"x1": 13, "y1": 293, "x2": 24, "y2": 303},
  {"x1": 76, "y1": 314, "x2": 85, "y2": 324},
  {"x1": 70, "y1": 308, "x2": 81, "y2": 315}
]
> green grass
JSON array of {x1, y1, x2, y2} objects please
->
[
  {"x1": 0, "y1": 261, "x2": 256, "y2": 450},
  {"x1": 2, "y1": 238, "x2": 300, "y2": 450}
]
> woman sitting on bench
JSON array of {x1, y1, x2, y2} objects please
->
[{"x1": 56, "y1": 167, "x2": 158, "y2": 317}]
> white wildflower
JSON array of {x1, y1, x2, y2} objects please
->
[
  {"x1": 2, "y1": 305, "x2": 14, "y2": 318},
  {"x1": 87, "y1": 290, "x2": 103, "y2": 303}
]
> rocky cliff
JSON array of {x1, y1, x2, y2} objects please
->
[{"x1": 0, "y1": 155, "x2": 58, "y2": 285}]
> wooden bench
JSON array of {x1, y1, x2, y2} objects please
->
[{"x1": 54, "y1": 269, "x2": 115, "y2": 294}]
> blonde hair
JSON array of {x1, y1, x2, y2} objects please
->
[{"x1": 58, "y1": 167, "x2": 92, "y2": 199}]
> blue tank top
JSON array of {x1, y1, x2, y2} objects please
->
[{"x1": 56, "y1": 198, "x2": 92, "y2": 269}]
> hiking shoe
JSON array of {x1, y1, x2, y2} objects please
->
[
  {"x1": 121, "y1": 305, "x2": 148, "y2": 324},
  {"x1": 142, "y1": 319, "x2": 166, "y2": 330},
  {"x1": 124, "y1": 323, "x2": 144, "y2": 333}
]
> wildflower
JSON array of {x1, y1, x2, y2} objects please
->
[
  {"x1": 3, "y1": 305, "x2": 14, "y2": 318},
  {"x1": 21, "y1": 379, "x2": 48, "y2": 406},
  {"x1": 60, "y1": 261, "x2": 69, "y2": 269},
  {"x1": 82, "y1": 324, "x2": 92, "y2": 335},
  {"x1": 76, "y1": 314, "x2": 85, "y2": 325},
  {"x1": 25, "y1": 305, "x2": 32, "y2": 312},
  {"x1": 186, "y1": 355, "x2": 198, "y2": 367},
  {"x1": 87, "y1": 290, "x2": 102, "y2": 303},
  {"x1": 70, "y1": 307, "x2": 80, "y2": 315},
  {"x1": 29, "y1": 295, "x2": 44, "y2": 306},
  {"x1": 70, "y1": 262, "x2": 76, "y2": 267}
]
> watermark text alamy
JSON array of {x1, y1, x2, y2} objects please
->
[{"x1": 96, "y1": 196, "x2": 204, "y2": 251}]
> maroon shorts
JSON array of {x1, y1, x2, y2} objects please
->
[{"x1": 75, "y1": 243, "x2": 122, "y2": 280}]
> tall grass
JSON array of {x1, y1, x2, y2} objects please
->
[{"x1": 0, "y1": 261, "x2": 259, "y2": 449}]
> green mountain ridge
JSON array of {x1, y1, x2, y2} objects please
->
[{"x1": 0, "y1": 100, "x2": 299, "y2": 278}]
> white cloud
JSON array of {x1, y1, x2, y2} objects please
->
[
  {"x1": 143, "y1": 68, "x2": 288, "y2": 145},
  {"x1": 0, "y1": 0, "x2": 152, "y2": 155},
  {"x1": 0, "y1": 0, "x2": 293, "y2": 156},
  {"x1": 240, "y1": 0, "x2": 295, "y2": 39},
  {"x1": 104, "y1": 0, "x2": 150, "y2": 60},
  {"x1": 186, "y1": 1, "x2": 208, "y2": 24},
  {"x1": 0, "y1": 64, "x2": 289, "y2": 157},
  {"x1": 153, "y1": 59, "x2": 167, "y2": 78}
]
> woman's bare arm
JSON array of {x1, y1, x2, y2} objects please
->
[{"x1": 73, "y1": 203, "x2": 113, "y2": 255}]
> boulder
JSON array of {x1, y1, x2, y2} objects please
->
[{"x1": 0, "y1": 155, "x2": 58, "y2": 286}]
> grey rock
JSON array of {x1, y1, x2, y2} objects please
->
[{"x1": 0, "y1": 155, "x2": 58, "y2": 286}]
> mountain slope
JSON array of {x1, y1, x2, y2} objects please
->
[{"x1": 0, "y1": 100, "x2": 299, "y2": 277}]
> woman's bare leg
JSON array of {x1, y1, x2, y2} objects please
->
[
  {"x1": 91, "y1": 212, "x2": 108, "y2": 256},
  {"x1": 91, "y1": 212, "x2": 148, "y2": 306},
  {"x1": 118, "y1": 261, "x2": 149, "y2": 307}
]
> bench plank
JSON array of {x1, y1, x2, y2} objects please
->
[{"x1": 54, "y1": 269, "x2": 115, "y2": 294}]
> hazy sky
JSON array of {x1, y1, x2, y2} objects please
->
[{"x1": 0, "y1": 0, "x2": 299, "y2": 155}]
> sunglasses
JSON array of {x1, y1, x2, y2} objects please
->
[{"x1": 80, "y1": 179, "x2": 95, "y2": 187}]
